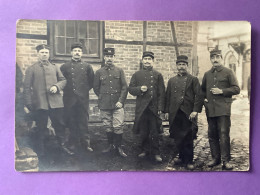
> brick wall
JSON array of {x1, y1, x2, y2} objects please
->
[
  {"x1": 147, "y1": 21, "x2": 173, "y2": 42},
  {"x1": 16, "y1": 20, "x2": 197, "y2": 122},
  {"x1": 105, "y1": 21, "x2": 143, "y2": 41},
  {"x1": 17, "y1": 20, "x2": 47, "y2": 35}
]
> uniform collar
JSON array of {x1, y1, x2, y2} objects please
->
[
  {"x1": 177, "y1": 72, "x2": 188, "y2": 77},
  {"x1": 38, "y1": 60, "x2": 50, "y2": 66},
  {"x1": 104, "y1": 64, "x2": 115, "y2": 70},
  {"x1": 211, "y1": 65, "x2": 224, "y2": 72},
  {"x1": 71, "y1": 58, "x2": 82, "y2": 63},
  {"x1": 143, "y1": 66, "x2": 153, "y2": 71}
]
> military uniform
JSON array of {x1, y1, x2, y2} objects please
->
[
  {"x1": 93, "y1": 48, "x2": 128, "y2": 155},
  {"x1": 201, "y1": 49, "x2": 240, "y2": 166},
  {"x1": 165, "y1": 55, "x2": 203, "y2": 165},
  {"x1": 60, "y1": 43, "x2": 94, "y2": 151},
  {"x1": 129, "y1": 52, "x2": 165, "y2": 156},
  {"x1": 24, "y1": 44, "x2": 67, "y2": 156}
]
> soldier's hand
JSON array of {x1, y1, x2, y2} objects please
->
[
  {"x1": 210, "y1": 87, "x2": 223, "y2": 94},
  {"x1": 25, "y1": 104, "x2": 33, "y2": 112},
  {"x1": 158, "y1": 110, "x2": 162, "y2": 115},
  {"x1": 165, "y1": 113, "x2": 169, "y2": 120},
  {"x1": 24, "y1": 105, "x2": 31, "y2": 113},
  {"x1": 189, "y1": 112, "x2": 198, "y2": 120},
  {"x1": 50, "y1": 86, "x2": 58, "y2": 93},
  {"x1": 141, "y1": 85, "x2": 148, "y2": 92},
  {"x1": 115, "y1": 102, "x2": 123, "y2": 109}
]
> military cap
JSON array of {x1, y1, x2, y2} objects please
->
[
  {"x1": 36, "y1": 44, "x2": 50, "y2": 52},
  {"x1": 104, "y1": 48, "x2": 115, "y2": 55},
  {"x1": 142, "y1": 51, "x2": 154, "y2": 59},
  {"x1": 210, "y1": 49, "x2": 222, "y2": 57},
  {"x1": 176, "y1": 55, "x2": 188, "y2": 64},
  {"x1": 71, "y1": 42, "x2": 83, "y2": 50}
]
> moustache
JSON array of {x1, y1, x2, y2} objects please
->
[{"x1": 214, "y1": 61, "x2": 218, "y2": 63}]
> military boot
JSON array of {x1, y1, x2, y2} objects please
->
[
  {"x1": 59, "y1": 136, "x2": 74, "y2": 155},
  {"x1": 102, "y1": 132, "x2": 114, "y2": 153},
  {"x1": 80, "y1": 138, "x2": 93, "y2": 152},
  {"x1": 114, "y1": 133, "x2": 127, "y2": 157},
  {"x1": 223, "y1": 161, "x2": 233, "y2": 170},
  {"x1": 207, "y1": 158, "x2": 221, "y2": 167}
]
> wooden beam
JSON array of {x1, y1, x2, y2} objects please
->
[
  {"x1": 143, "y1": 21, "x2": 147, "y2": 52},
  {"x1": 105, "y1": 39, "x2": 192, "y2": 47},
  {"x1": 16, "y1": 33, "x2": 48, "y2": 40},
  {"x1": 170, "y1": 21, "x2": 179, "y2": 56}
]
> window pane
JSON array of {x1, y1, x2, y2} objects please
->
[
  {"x1": 55, "y1": 21, "x2": 65, "y2": 36},
  {"x1": 88, "y1": 21, "x2": 98, "y2": 38},
  {"x1": 79, "y1": 39, "x2": 88, "y2": 54},
  {"x1": 78, "y1": 21, "x2": 87, "y2": 39},
  {"x1": 56, "y1": 37, "x2": 65, "y2": 54},
  {"x1": 66, "y1": 38, "x2": 76, "y2": 54},
  {"x1": 89, "y1": 39, "x2": 99, "y2": 55},
  {"x1": 66, "y1": 21, "x2": 76, "y2": 37}
]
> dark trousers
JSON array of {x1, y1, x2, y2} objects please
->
[
  {"x1": 139, "y1": 108, "x2": 160, "y2": 155},
  {"x1": 34, "y1": 108, "x2": 65, "y2": 154},
  {"x1": 65, "y1": 100, "x2": 90, "y2": 145},
  {"x1": 207, "y1": 116, "x2": 231, "y2": 162},
  {"x1": 171, "y1": 109, "x2": 193, "y2": 164}
]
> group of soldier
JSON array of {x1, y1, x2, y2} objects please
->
[{"x1": 22, "y1": 42, "x2": 240, "y2": 170}]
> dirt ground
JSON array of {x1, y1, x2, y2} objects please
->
[{"x1": 16, "y1": 96, "x2": 250, "y2": 172}]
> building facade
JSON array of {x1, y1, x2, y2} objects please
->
[{"x1": 16, "y1": 20, "x2": 199, "y2": 122}]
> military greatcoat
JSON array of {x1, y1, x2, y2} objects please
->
[
  {"x1": 201, "y1": 65, "x2": 240, "y2": 117},
  {"x1": 129, "y1": 67, "x2": 165, "y2": 134}
]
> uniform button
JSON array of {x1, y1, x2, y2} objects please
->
[
  {"x1": 110, "y1": 87, "x2": 112, "y2": 88},
  {"x1": 151, "y1": 86, "x2": 153, "y2": 88},
  {"x1": 214, "y1": 85, "x2": 216, "y2": 87},
  {"x1": 109, "y1": 75, "x2": 111, "y2": 76},
  {"x1": 73, "y1": 89, "x2": 75, "y2": 91},
  {"x1": 213, "y1": 99, "x2": 215, "y2": 101},
  {"x1": 110, "y1": 81, "x2": 112, "y2": 82},
  {"x1": 174, "y1": 91, "x2": 176, "y2": 92},
  {"x1": 111, "y1": 94, "x2": 113, "y2": 96}
]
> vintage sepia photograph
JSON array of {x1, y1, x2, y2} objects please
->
[{"x1": 15, "y1": 20, "x2": 250, "y2": 172}]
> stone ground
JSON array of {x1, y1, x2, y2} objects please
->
[{"x1": 16, "y1": 96, "x2": 250, "y2": 172}]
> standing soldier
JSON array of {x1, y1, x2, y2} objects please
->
[
  {"x1": 60, "y1": 42, "x2": 94, "y2": 154},
  {"x1": 24, "y1": 44, "x2": 67, "y2": 157},
  {"x1": 202, "y1": 49, "x2": 240, "y2": 170},
  {"x1": 165, "y1": 55, "x2": 203, "y2": 170},
  {"x1": 129, "y1": 51, "x2": 165, "y2": 162},
  {"x1": 93, "y1": 48, "x2": 128, "y2": 157}
]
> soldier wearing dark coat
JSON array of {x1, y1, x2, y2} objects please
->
[
  {"x1": 201, "y1": 49, "x2": 240, "y2": 170},
  {"x1": 60, "y1": 42, "x2": 94, "y2": 153},
  {"x1": 24, "y1": 44, "x2": 67, "y2": 157},
  {"x1": 129, "y1": 51, "x2": 165, "y2": 162},
  {"x1": 165, "y1": 55, "x2": 203, "y2": 170},
  {"x1": 93, "y1": 48, "x2": 128, "y2": 157}
]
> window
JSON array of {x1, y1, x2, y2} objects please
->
[{"x1": 49, "y1": 20, "x2": 103, "y2": 62}]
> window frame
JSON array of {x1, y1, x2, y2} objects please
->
[{"x1": 48, "y1": 20, "x2": 104, "y2": 63}]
